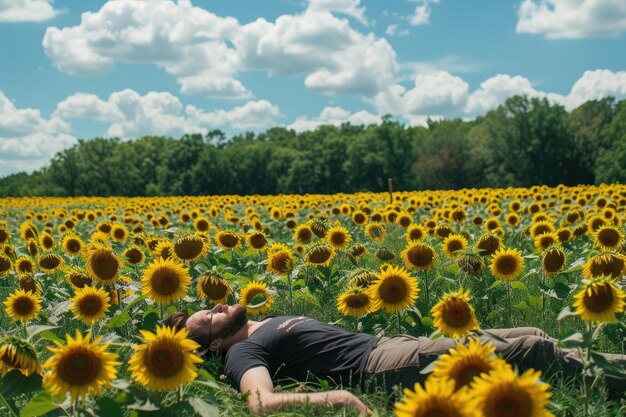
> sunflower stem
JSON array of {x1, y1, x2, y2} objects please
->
[
  {"x1": 159, "y1": 302, "x2": 164, "y2": 321},
  {"x1": 396, "y1": 311, "x2": 401, "y2": 335},
  {"x1": 179, "y1": 384, "x2": 184, "y2": 402},
  {"x1": 0, "y1": 391, "x2": 17, "y2": 417},
  {"x1": 505, "y1": 281, "x2": 512, "y2": 327},
  {"x1": 287, "y1": 270, "x2": 294, "y2": 314}
]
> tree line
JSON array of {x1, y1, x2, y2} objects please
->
[{"x1": 1, "y1": 95, "x2": 625, "y2": 197}]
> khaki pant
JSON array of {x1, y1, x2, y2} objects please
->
[{"x1": 361, "y1": 327, "x2": 626, "y2": 398}]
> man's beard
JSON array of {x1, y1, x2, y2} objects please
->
[{"x1": 215, "y1": 304, "x2": 248, "y2": 339}]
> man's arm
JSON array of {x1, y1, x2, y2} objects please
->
[{"x1": 239, "y1": 366, "x2": 372, "y2": 416}]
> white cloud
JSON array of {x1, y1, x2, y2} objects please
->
[
  {"x1": 410, "y1": 0, "x2": 439, "y2": 26},
  {"x1": 287, "y1": 106, "x2": 381, "y2": 131},
  {"x1": 42, "y1": 1, "x2": 397, "y2": 99},
  {"x1": 0, "y1": 0, "x2": 57, "y2": 22},
  {"x1": 235, "y1": 11, "x2": 397, "y2": 96},
  {"x1": 385, "y1": 24, "x2": 409, "y2": 36},
  {"x1": 42, "y1": 0, "x2": 246, "y2": 98},
  {"x1": 517, "y1": 0, "x2": 626, "y2": 39},
  {"x1": 565, "y1": 69, "x2": 626, "y2": 109},
  {"x1": 186, "y1": 100, "x2": 280, "y2": 129},
  {"x1": 0, "y1": 90, "x2": 75, "y2": 175},
  {"x1": 465, "y1": 74, "x2": 550, "y2": 115},
  {"x1": 54, "y1": 93, "x2": 122, "y2": 121},
  {"x1": 307, "y1": 0, "x2": 368, "y2": 25}
]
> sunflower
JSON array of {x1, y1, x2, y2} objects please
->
[
  {"x1": 26, "y1": 239, "x2": 39, "y2": 258},
  {"x1": 0, "y1": 336, "x2": 41, "y2": 376},
  {"x1": 327, "y1": 222, "x2": 351, "y2": 250},
  {"x1": 456, "y1": 253, "x2": 483, "y2": 275},
  {"x1": 349, "y1": 243, "x2": 368, "y2": 260},
  {"x1": 267, "y1": 243, "x2": 293, "y2": 276},
  {"x1": 64, "y1": 268, "x2": 93, "y2": 289},
  {"x1": 110, "y1": 223, "x2": 128, "y2": 243},
  {"x1": 533, "y1": 232, "x2": 559, "y2": 253},
  {"x1": 69, "y1": 286, "x2": 111, "y2": 325},
  {"x1": 337, "y1": 287, "x2": 374, "y2": 317},
  {"x1": 529, "y1": 221, "x2": 555, "y2": 238},
  {"x1": 397, "y1": 213, "x2": 413, "y2": 228},
  {"x1": 556, "y1": 228, "x2": 572, "y2": 243},
  {"x1": 541, "y1": 246, "x2": 566, "y2": 276},
  {"x1": 505, "y1": 212, "x2": 520, "y2": 228},
  {"x1": 367, "y1": 265, "x2": 419, "y2": 313},
  {"x1": 90, "y1": 231, "x2": 109, "y2": 245},
  {"x1": 0, "y1": 254, "x2": 12, "y2": 277},
  {"x1": 129, "y1": 325, "x2": 202, "y2": 392},
  {"x1": 375, "y1": 247, "x2": 395, "y2": 261},
  {"x1": 43, "y1": 331, "x2": 120, "y2": 400},
  {"x1": 15, "y1": 256, "x2": 35, "y2": 275},
  {"x1": 432, "y1": 338, "x2": 509, "y2": 392},
  {"x1": 0, "y1": 226, "x2": 8, "y2": 245},
  {"x1": 348, "y1": 269, "x2": 378, "y2": 288},
  {"x1": 573, "y1": 277, "x2": 625, "y2": 323},
  {"x1": 196, "y1": 273, "x2": 231, "y2": 304},
  {"x1": 489, "y1": 248, "x2": 525, "y2": 281},
  {"x1": 435, "y1": 224, "x2": 454, "y2": 239},
  {"x1": 124, "y1": 245, "x2": 145, "y2": 265},
  {"x1": 468, "y1": 367, "x2": 553, "y2": 417},
  {"x1": 431, "y1": 289, "x2": 479, "y2": 338},
  {"x1": 443, "y1": 234, "x2": 468, "y2": 258},
  {"x1": 401, "y1": 241, "x2": 437, "y2": 271},
  {"x1": 582, "y1": 253, "x2": 626, "y2": 280},
  {"x1": 352, "y1": 210, "x2": 368, "y2": 226},
  {"x1": 173, "y1": 234, "x2": 208, "y2": 262},
  {"x1": 366, "y1": 223, "x2": 386, "y2": 242},
  {"x1": 593, "y1": 226, "x2": 623, "y2": 251},
  {"x1": 4, "y1": 289, "x2": 41, "y2": 323},
  {"x1": 475, "y1": 233, "x2": 501, "y2": 257},
  {"x1": 84, "y1": 243, "x2": 122, "y2": 286},
  {"x1": 194, "y1": 217, "x2": 211, "y2": 233},
  {"x1": 39, "y1": 232, "x2": 55, "y2": 251},
  {"x1": 38, "y1": 253, "x2": 64, "y2": 273},
  {"x1": 96, "y1": 221, "x2": 112, "y2": 235},
  {"x1": 20, "y1": 221, "x2": 38, "y2": 242},
  {"x1": 240, "y1": 281, "x2": 274, "y2": 315},
  {"x1": 293, "y1": 224, "x2": 314, "y2": 244},
  {"x1": 153, "y1": 240, "x2": 174, "y2": 260},
  {"x1": 215, "y1": 230, "x2": 241, "y2": 250},
  {"x1": 405, "y1": 224, "x2": 427, "y2": 242},
  {"x1": 142, "y1": 258, "x2": 191, "y2": 305},
  {"x1": 305, "y1": 243, "x2": 336, "y2": 267},
  {"x1": 246, "y1": 231, "x2": 268, "y2": 252},
  {"x1": 587, "y1": 214, "x2": 606, "y2": 233},
  {"x1": 394, "y1": 377, "x2": 471, "y2": 417},
  {"x1": 61, "y1": 234, "x2": 83, "y2": 256}
]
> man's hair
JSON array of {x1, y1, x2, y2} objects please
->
[{"x1": 164, "y1": 312, "x2": 212, "y2": 352}]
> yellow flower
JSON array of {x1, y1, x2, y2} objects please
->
[
  {"x1": 266, "y1": 243, "x2": 293, "y2": 276},
  {"x1": 129, "y1": 325, "x2": 202, "y2": 392},
  {"x1": 593, "y1": 226, "x2": 623, "y2": 251},
  {"x1": 442, "y1": 234, "x2": 468, "y2": 258},
  {"x1": 573, "y1": 277, "x2": 625, "y2": 323},
  {"x1": 43, "y1": 331, "x2": 120, "y2": 401},
  {"x1": 0, "y1": 336, "x2": 41, "y2": 376},
  {"x1": 4, "y1": 289, "x2": 41, "y2": 323},
  {"x1": 305, "y1": 243, "x2": 336, "y2": 267},
  {"x1": 542, "y1": 246, "x2": 566, "y2": 275},
  {"x1": 367, "y1": 265, "x2": 419, "y2": 313},
  {"x1": 239, "y1": 281, "x2": 274, "y2": 315},
  {"x1": 0, "y1": 254, "x2": 12, "y2": 277},
  {"x1": 38, "y1": 253, "x2": 64, "y2": 273},
  {"x1": 141, "y1": 257, "x2": 191, "y2": 305},
  {"x1": 489, "y1": 248, "x2": 525, "y2": 281},
  {"x1": 432, "y1": 338, "x2": 509, "y2": 392},
  {"x1": 337, "y1": 287, "x2": 374, "y2": 317},
  {"x1": 246, "y1": 231, "x2": 268, "y2": 252},
  {"x1": 196, "y1": 273, "x2": 231, "y2": 304},
  {"x1": 431, "y1": 289, "x2": 479, "y2": 338},
  {"x1": 468, "y1": 367, "x2": 554, "y2": 417},
  {"x1": 327, "y1": 222, "x2": 351, "y2": 249},
  {"x1": 84, "y1": 243, "x2": 122, "y2": 285},
  {"x1": 293, "y1": 224, "x2": 314, "y2": 244},
  {"x1": 401, "y1": 241, "x2": 437, "y2": 271},
  {"x1": 123, "y1": 245, "x2": 145, "y2": 265},
  {"x1": 394, "y1": 377, "x2": 471, "y2": 417},
  {"x1": 61, "y1": 234, "x2": 83, "y2": 256},
  {"x1": 582, "y1": 253, "x2": 626, "y2": 280},
  {"x1": 215, "y1": 230, "x2": 241, "y2": 249},
  {"x1": 69, "y1": 286, "x2": 111, "y2": 325},
  {"x1": 173, "y1": 234, "x2": 208, "y2": 262},
  {"x1": 533, "y1": 232, "x2": 559, "y2": 253},
  {"x1": 365, "y1": 223, "x2": 386, "y2": 242}
]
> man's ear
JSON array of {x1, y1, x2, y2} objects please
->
[{"x1": 209, "y1": 338, "x2": 223, "y2": 352}]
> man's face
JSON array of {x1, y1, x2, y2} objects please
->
[{"x1": 186, "y1": 303, "x2": 248, "y2": 348}]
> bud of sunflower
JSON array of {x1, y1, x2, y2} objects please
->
[
  {"x1": 375, "y1": 247, "x2": 395, "y2": 261},
  {"x1": 456, "y1": 253, "x2": 483, "y2": 276},
  {"x1": 0, "y1": 336, "x2": 41, "y2": 376},
  {"x1": 305, "y1": 244, "x2": 336, "y2": 267},
  {"x1": 542, "y1": 245, "x2": 566, "y2": 275},
  {"x1": 310, "y1": 216, "x2": 329, "y2": 238},
  {"x1": 348, "y1": 269, "x2": 377, "y2": 288}
]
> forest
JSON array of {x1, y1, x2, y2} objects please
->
[{"x1": 1, "y1": 95, "x2": 625, "y2": 197}]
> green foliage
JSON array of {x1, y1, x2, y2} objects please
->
[{"x1": 2, "y1": 96, "x2": 626, "y2": 197}]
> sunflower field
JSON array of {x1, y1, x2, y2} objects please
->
[{"x1": 0, "y1": 184, "x2": 625, "y2": 417}]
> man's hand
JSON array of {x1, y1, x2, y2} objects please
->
[{"x1": 332, "y1": 390, "x2": 373, "y2": 416}]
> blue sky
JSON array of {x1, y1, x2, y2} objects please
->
[{"x1": 1, "y1": 0, "x2": 625, "y2": 176}]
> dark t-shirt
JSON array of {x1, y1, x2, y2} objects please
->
[{"x1": 224, "y1": 316, "x2": 377, "y2": 391}]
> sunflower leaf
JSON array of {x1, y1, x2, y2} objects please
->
[
  {"x1": 188, "y1": 397, "x2": 220, "y2": 417},
  {"x1": 19, "y1": 390, "x2": 60, "y2": 417},
  {"x1": 25, "y1": 325, "x2": 58, "y2": 341},
  {"x1": 510, "y1": 281, "x2": 528, "y2": 292}
]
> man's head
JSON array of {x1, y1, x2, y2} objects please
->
[{"x1": 165, "y1": 303, "x2": 248, "y2": 353}]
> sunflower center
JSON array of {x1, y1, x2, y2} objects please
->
[
  {"x1": 42, "y1": 236, "x2": 54, "y2": 249},
  {"x1": 496, "y1": 255, "x2": 517, "y2": 275},
  {"x1": 446, "y1": 240, "x2": 463, "y2": 254},
  {"x1": 125, "y1": 248, "x2": 143, "y2": 264},
  {"x1": 270, "y1": 252, "x2": 292, "y2": 274},
  {"x1": 69, "y1": 273, "x2": 92, "y2": 288},
  {"x1": 59, "y1": 350, "x2": 101, "y2": 385},
  {"x1": 330, "y1": 232, "x2": 346, "y2": 246},
  {"x1": 91, "y1": 252, "x2": 119, "y2": 281},
  {"x1": 409, "y1": 230, "x2": 423, "y2": 241},
  {"x1": 441, "y1": 299, "x2": 472, "y2": 328},
  {"x1": 297, "y1": 229, "x2": 312, "y2": 242},
  {"x1": 13, "y1": 296, "x2": 35, "y2": 316},
  {"x1": 249, "y1": 234, "x2": 267, "y2": 249},
  {"x1": 379, "y1": 276, "x2": 408, "y2": 304},
  {"x1": 308, "y1": 247, "x2": 333, "y2": 264},
  {"x1": 18, "y1": 260, "x2": 33, "y2": 273},
  {"x1": 477, "y1": 238, "x2": 499, "y2": 256},
  {"x1": 488, "y1": 389, "x2": 532, "y2": 417},
  {"x1": 145, "y1": 343, "x2": 184, "y2": 377},
  {"x1": 113, "y1": 229, "x2": 125, "y2": 240},
  {"x1": 0, "y1": 256, "x2": 11, "y2": 273},
  {"x1": 407, "y1": 246, "x2": 434, "y2": 267},
  {"x1": 151, "y1": 267, "x2": 181, "y2": 296},
  {"x1": 79, "y1": 295, "x2": 104, "y2": 316},
  {"x1": 345, "y1": 293, "x2": 369, "y2": 309},
  {"x1": 66, "y1": 239, "x2": 81, "y2": 253},
  {"x1": 201, "y1": 278, "x2": 228, "y2": 300},
  {"x1": 40, "y1": 255, "x2": 61, "y2": 270},
  {"x1": 219, "y1": 233, "x2": 239, "y2": 248},
  {"x1": 174, "y1": 238, "x2": 203, "y2": 260},
  {"x1": 543, "y1": 250, "x2": 565, "y2": 273},
  {"x1": 583, "y1": 284, "x2": 615, "y2": 313},
  {"x1": 454, "y1": 363, "x2": 489, "y2": 388},
  {"x1": 598, "y1": 229, "x2": 620, "y2": 247}
]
